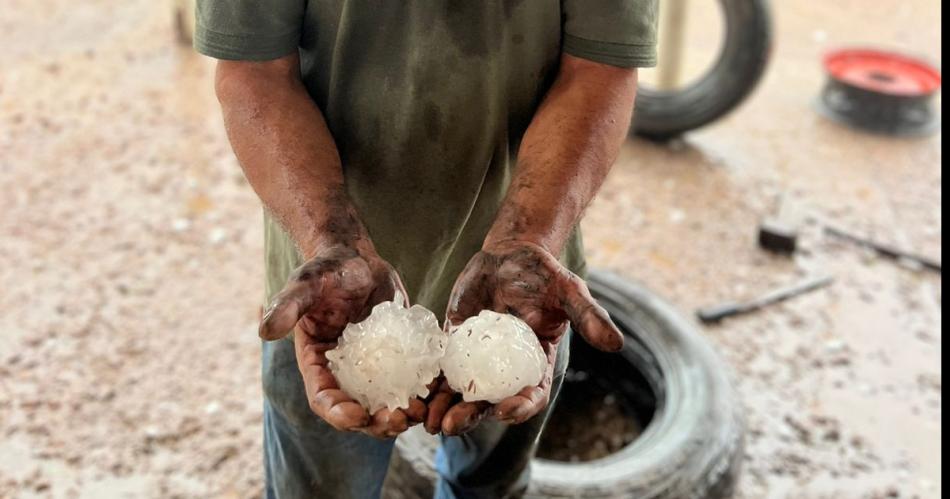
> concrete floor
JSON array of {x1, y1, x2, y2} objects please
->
[{"x1": 0, "y1": 0, "x2": 941, "y2": 497}]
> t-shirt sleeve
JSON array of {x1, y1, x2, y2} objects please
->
[
  {"x1": 193, "y1": 0, "x2": 305, "y2": 61},
  {"x1": 562, "y1": 0, "x2": 659, "y2": 68}
]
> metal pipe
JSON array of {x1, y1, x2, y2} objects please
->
[{"x1": 657, "y1": 0, "x2": 689, "y2": 90}]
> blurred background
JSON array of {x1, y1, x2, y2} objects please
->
[{"x1": 0, "y1": 0, "x2": 941, "y2": 497}]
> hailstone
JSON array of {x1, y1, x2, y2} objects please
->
[
  {"x1": 441, "y1": 310, "x2": 547, "y2": 403},
  {"x1": 326, "y1": 300, "x2": 445, "y2": 413}
]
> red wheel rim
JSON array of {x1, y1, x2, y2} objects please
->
[{"x1": 824, "y1": 48, "x2": 941, "y2": 97}]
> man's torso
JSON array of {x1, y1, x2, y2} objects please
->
[{"x1": 264, "y1": 2, "x2": 585, "y2": 314}]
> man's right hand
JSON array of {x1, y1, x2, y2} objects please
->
[
  {"x1": 215, "y1": 54, "x2": 425, "y2": 438},
  {"x1": 259, "y1": 243, "x2": 426, "y2": 438}
]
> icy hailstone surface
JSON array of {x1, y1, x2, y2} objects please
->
[
  {"x1": 326, "y1": 301, "x2": 445, "y2": 413},
  {"x1": 441, "y1": 310, "x2": 547, "y2": 403}
]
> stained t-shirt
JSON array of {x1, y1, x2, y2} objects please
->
[{"x1": 195, "y1": 1, "x2": 657, "y2": 315}]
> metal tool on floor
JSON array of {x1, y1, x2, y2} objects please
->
[
  {"x1": 697, "y1": 275, "x2": 835, "y2": 324},
  {"x1": 825, "y1": 226, "x2": 942, "y2": 273},
  {"x1": 759, "y1": 218, "x2": 799, "y2": 254},
  {"x1": 758, "y1": 195, "x2": 803, "y2": 255}
]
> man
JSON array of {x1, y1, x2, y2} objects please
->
[{"x1": 195, "y1": 1, "x2": 657, "y2": 497}]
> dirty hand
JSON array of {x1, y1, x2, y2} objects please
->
[
  {"x1": 425, "y1": 240, "x2": 623, "y2": 436},
  {"x1": 259, "y1": 244, "x2": 426, "y2": 438}
]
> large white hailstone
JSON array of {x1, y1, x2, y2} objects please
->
[
  {"x1": 441, "y1": 310, "x2": 547, "y2": 403},
  {"x1": 326, "y1": 301, "x2": 445, "y2": 413}
]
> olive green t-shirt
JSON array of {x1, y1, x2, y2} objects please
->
[{"x1": 195, "y1": 1, "x2": 657, "y2": 315}]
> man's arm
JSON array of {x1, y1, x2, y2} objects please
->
[
  {"x1": 486, "y1": 53, "x2": 638, "y2": 254},
  {"x1": 216, "y1": 54, "x2": 423, "y2": 438},
  {"x1": 429, "y1": 54, "x2": 636, "y2": 435},
  {"x1": 215, "y1": 54, "x2": 367, "y2": 258}
]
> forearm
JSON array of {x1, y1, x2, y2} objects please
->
[
  {"x1": 215, "y1": 55, "x2": 371, "y2": 258},
  {"x1": 485, "y1": 55, "x2": 639, "y2": 255}
]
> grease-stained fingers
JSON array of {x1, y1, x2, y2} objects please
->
[
  {"x1": 362, "y1": 275, "x2": 397, "y2": 323},
  {"x1": 385, "y1": 409, "x2": 410, "y2": 436},
  {"x1": 260, "y1": 280, "x2": 320, "y2": 340},
  {"x1": 444, "y1": 258, "x2": 493, "y2": 327},
  {"x1": 494, "y1": 385, "x2": 549, "y2": 425},
  {"x1": 299, "y1": 356, "x2": 370, "y2": 431},
  {"x1": 496, "y1": 339, "x2": 556, "y2": 424},
  {"x1": 424, "y1": 380, "x2": 455, "y2": 434},
  {"x1": 558, "y1": 273, "x2": 623, "y2": 352},
  {"x1": 441, "y1": 400, "x2": 492, "y2": 436},
  {"x1": 310, "y1": 389, "x2": 370, "y2": 431},
  {"x1": 405, "y1": 398, "x2": 427, "y2": 425},
  {"x1": 294, "y1": 332, "x2": 369, "y2": 431},
  {"x1": 358, "y1": 408, "x2": 408, "y2": 439}
]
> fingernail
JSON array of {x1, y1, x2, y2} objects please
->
[
  {"x1": 261, "y1": 303, "x2": 276, "y2": 321},
  {"x1": 259, "y1": 308, "x2": 275, "y2": 329}
]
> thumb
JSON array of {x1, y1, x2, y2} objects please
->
[
  {"x1": 558, "y1": 273, "x2": 623, "y2": 352},
  {"x1": 259, "y1": 281, "x2": 319, "y2": 341}
]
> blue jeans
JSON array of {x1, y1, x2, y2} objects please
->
[{"x1": 261, "y1": 334, "x2": 569, "y2": 499}]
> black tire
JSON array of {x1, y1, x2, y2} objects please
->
[
  {"x1": 386, "y1": 270, "x2": 745, "y2": 499},
  {"x1": 632, "y1": 0, "x2": 773, "y2": 139}
]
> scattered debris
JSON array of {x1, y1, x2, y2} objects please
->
[
  {"x1": 171, "y1": 218, "x2": 191, "y2": 232},
  {"x1": 669, "y1": 209, "x2": 686, "y2": 224},
  {"x1": 207, "y1": 227, "x2": 228, "y2": 245},
  {"x1": 697, "y1": 275, "x2": 835, "y2": 324},
  {"x1": 204, "y1": 401, "x2": 221, "y2": 415}
]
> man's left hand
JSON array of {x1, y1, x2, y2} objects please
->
[{"x1": 425, "y1": 240, "x2": 624, "y2": 436}]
